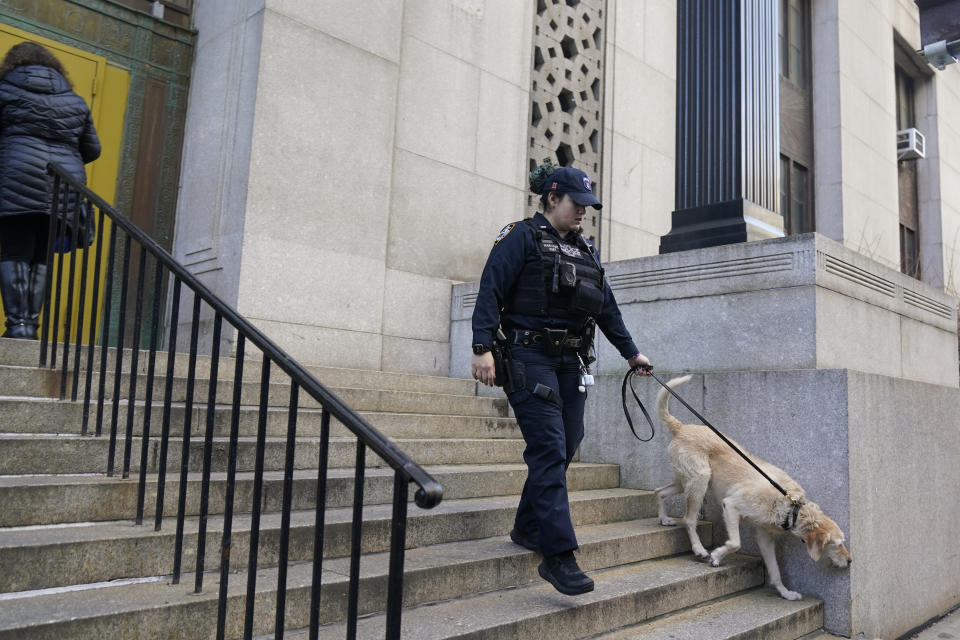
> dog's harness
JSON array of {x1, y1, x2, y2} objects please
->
[
  {"x1": 783, "y1": 500, "x2": 804, "y2": 531},
  {"x1": 622, "y1": 367, "x2": 805, "y2": 528}
]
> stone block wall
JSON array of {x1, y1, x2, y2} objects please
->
[
  {"x1": 174, "y1": 0, "x2": 533, "y2": 372},
  {"x1": 578, "y1": 367, "x2": 960, "y2": 637}
]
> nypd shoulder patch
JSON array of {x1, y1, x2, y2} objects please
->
[{"x1": 493, "y1": 223, "x2": 516, "y2": 245}]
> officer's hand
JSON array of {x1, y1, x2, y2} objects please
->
[
  {"x1": 472, "y1": 352, "x2": 496, "y2": 386},
  {"x1": 628, "y1": 352, "x2": 652, "y2": 376}
]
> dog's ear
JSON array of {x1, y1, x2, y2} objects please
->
[{"x1": 804, "y1": 528, "x2": 826, "y2": 562}]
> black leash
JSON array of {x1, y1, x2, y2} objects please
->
[
  {"x1": 620, "y1": 366, "x2": 656, "y2": 442},
  {"x1": 621, "y1": 367, "x2": 804, "y2": 528}
]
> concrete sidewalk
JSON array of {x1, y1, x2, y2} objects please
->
[
  {"x1": 807, "y1": 604, "x2": 960, "y2": 639},
  {"x1": 909, "y1": 605, "x2": 960, "y2": 639}
]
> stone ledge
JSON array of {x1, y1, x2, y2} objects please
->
[
  {"x1": 450, "y1": 233, "x2": 959, "y2": 386},
  {"x1": 453, "y1": 233, "x2": 956, "y2": 330}
]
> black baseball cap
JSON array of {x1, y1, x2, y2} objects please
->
[{"x1": 544, "y1": 166, "x2": 602, "y2": 209}]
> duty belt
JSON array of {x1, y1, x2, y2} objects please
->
[{"x1": 511, "y1": 328, "x2": 583, "y2": 350}]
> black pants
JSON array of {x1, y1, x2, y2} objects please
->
[
  {"x1": 0, "y1": 214, "x2": 49, "y2": 264},
  {"x1": 507, "y1": 343, "x2": 587, "y2": 557}
]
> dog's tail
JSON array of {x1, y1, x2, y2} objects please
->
[{"x1": 657, "y1": 375, "x2": 692, "y2": 436}]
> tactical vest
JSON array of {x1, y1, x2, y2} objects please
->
[{"x1": 504, "y1": 219, "x2": 606, "y2": 322}]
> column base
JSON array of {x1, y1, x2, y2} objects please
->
[{"x1": 659, "y1": 199, "x2": 782, "y2": 254}]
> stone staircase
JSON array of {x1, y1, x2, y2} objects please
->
[{"x1": 0, "y1": 338, "x2": 829, "y2": 639}]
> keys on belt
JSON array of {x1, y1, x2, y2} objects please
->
[{"x1": 511, "y1": 328, "x2": 583, "y2": 349}]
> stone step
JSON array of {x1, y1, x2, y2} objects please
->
[
  {"x1": 279, "y1": 554, "x2": 764, "y2": 640},
  {"x1": 0, "y1": 433, "x2": 527, "y2": 475},
  {"x1": 593, "y1": 589, "x2": 823, "y2": 639},
  {"x1": 0, "y1": 396, "x2": 519, "y2": 440},
  {"x1": 0, "y1": 518, "x2": 713, "y2": 640},
  {"x1": 0, "y1": 462, "x2": 619, "y2": 527},
  {"x1": 0, "y1": 339, "x2": 477, "y2": 395},
  {"x1": 0, "y1": 488, "x2": 656, "y2": 593},
  {"x1": 0, "y1": 365, "x2": 506, "y2": 417}
]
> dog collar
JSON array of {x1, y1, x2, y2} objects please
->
[{"x1": 781, "y1": 495, "x2": 804, "y2": 530}]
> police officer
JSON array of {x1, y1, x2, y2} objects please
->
[{"x1": 471, "y1": 162, "x2": 651, "y2": 595}]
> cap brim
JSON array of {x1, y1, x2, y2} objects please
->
[{"x1": 569, "y1": 191, "x2": 602, "y2": 209}]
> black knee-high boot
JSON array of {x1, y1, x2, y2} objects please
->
[
  {"x1": 0, "y1": 261, "x2": 33, "y2": 338},
  {"x1": 26, "y1": 262, "x2": 47, "y2": 339}
]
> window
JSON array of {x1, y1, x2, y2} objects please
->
[
  {"x1": 895, "y1": 66, "x2": 916, "y2": 131},
  {"x1": 778, "y1": 0, "x2": 814, "y2": 234},
  {"x1": 780, "y1": 155, "x2": 812, "y2": 235},
  {"x1": 900, "y1": 225, "x2": 919, "y2": 277},
  {"x1": 896, "y1": 64, "x2": 920, "y2": 279},
  {"x1": 779, "y1": 0, "x2": 808, "y2": 89}
]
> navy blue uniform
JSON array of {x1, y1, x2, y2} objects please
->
[
  {"x1": 472, "y1": 212, "x2": 639, "y2": 556},
  {"x1": 472, "y1": 212, "x2": 639, "y2": 357}
]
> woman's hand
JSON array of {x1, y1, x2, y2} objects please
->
[
  {"x1": 472, "y1": 351, "x2": 496, "y2": 386},
  {"x1": 627, "y1": 352, "x2": 652, "y2": 376}
]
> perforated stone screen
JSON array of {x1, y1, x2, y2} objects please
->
[{"x1": 528, "y1": 0, "x2": 606, "y2": 244}]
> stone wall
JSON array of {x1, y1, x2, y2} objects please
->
[
  {"x1": 171, "y1": 0, "x2": 262, "y2": 350},
  {"x1": 577, "y1": 367, "x2": 960, "y2": 638},
  {"x1": 175, "y1": 0, "x2": 533, "y2": 371},
  {"x1": 599, "y1": 0, "x2": 675, "y2": 262}
]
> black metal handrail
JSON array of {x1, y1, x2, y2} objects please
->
[{"x1": 40, "y1": 162, "x2": 443, "y2": 639}]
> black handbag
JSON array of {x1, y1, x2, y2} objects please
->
[{"x1": 55, "y1": 200, "x2": 96, "y2": 253}]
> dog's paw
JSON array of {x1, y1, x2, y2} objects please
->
[
  {"x1": 777, "y1": 588, "x2": 803, "y2": 601},
  {"x1": 709, "y1": 548, "x2": 727, "y2": 566},
  {"x1": 691, "y1": 544, "x2": 709, "y2": 560},
  {"x1": 659, "y1": 516, "x2": 677, "y2": 526}
]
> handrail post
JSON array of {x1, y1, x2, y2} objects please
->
[
  {"x1": 194, "y1": 311, "x2": 222, "y2": 594},
  {"x1": 308, "y1": 408, "x2": 331, "y2": 640},
  {"x1": 216, "y1": 333, "x2": 244, "y2": 640},
  {"x1": 81, "y1": 207, "x2": 107, "y2": 436},
  {"x1": 135, "y1": 258, "x2": 164, "y2": 524},
  {"x1": 38, "y1": 173, "x2": 60, "y2": 368},
  {"x1": 385, "y1": 471, "x2": 410, "y2": 639},
  {"x1": 346, "y1": 441, "x2": 366, "y2": 640},
  {"x1": 274, "y1": 382, "x2": 299, "y2": 640},
  {"x1": 153, "y1": 276, "x2": 181, "y2": 530}
]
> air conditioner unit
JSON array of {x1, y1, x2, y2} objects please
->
[{"x1": 897, "y1": 128, "x2": 925, "y2": 160}]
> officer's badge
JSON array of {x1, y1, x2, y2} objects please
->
[
  {"x1": 493, "y1": 223, "x2": 515, "y2": 245},
  {"x1": 559, "y1": 243, "x2": 582, "y2": 258}
]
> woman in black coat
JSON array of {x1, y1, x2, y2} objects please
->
[{"x1": 0, "y1": 41, "x2": 101, "y2": 338}]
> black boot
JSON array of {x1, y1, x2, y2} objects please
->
[
  {"x1": 510, "y1": 528, "x2": 540, "y2": 552},
  {"x1": 538, "y1": 551, "x2": 594, "y2": 595},
  {"x1": 0, "y1": 261, "x2": 33, "y2": 338},
  {"x1": 25, "y1": 262, "x2": 47, "y2": 339}
]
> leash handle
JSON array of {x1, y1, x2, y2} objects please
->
[
  {"x1": 645, "y1": 370, "x2": 789, "y2": 498},
  {"x1": 621, "y1": 369, "x2": 655, "y2": 442}
]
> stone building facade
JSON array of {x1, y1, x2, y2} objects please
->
[
  {"x1": 169, "y1": 8, "x2": 960, "y2": 632},
  {"x1": 172, "y1": 0, "x2": 680, "y2": 372},
  {"x1": 173, "y1": 0, "x2": 960, "y2": 375}
]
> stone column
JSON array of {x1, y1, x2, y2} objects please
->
[{"x1": 659, "y1": 0, "x2": 781, "y2": 254}]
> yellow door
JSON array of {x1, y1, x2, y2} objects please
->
[{"x1": 0, "y1": 24, "x2": 130, "y2": 343}]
